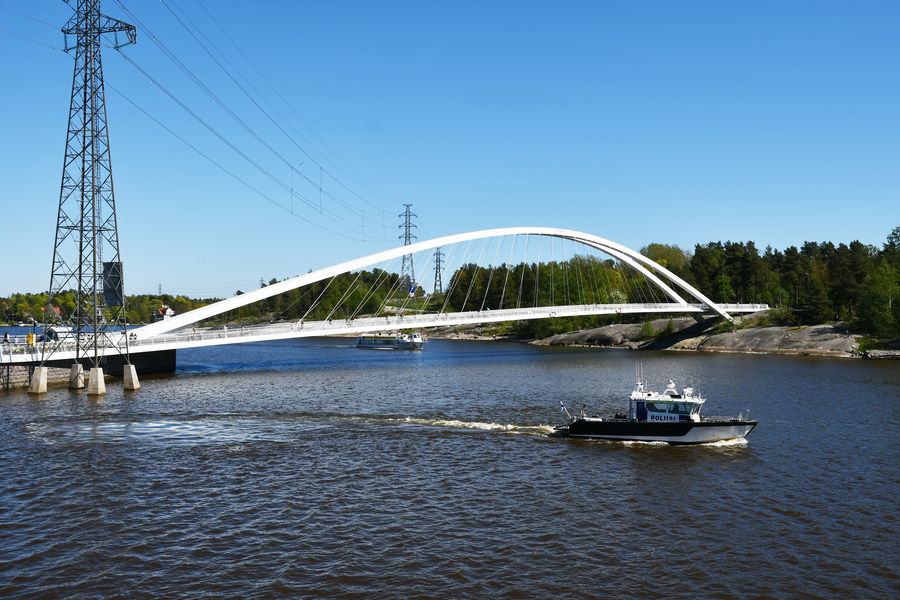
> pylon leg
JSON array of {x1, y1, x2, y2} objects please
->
[
  {"x1": 87, "y1": 367, "x2": 106, "y2": 395},
  {"x1": 123, "y1": 364, "x2": 140, "y2": 391},
  {"x1": 69, "y1": 364, "x2": 85, "y2": 389},
  {"x1": 28, "y1": 367, "x2": 48, "y2": 394}
]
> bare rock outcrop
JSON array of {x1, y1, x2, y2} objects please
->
[
  {"x1": 682, "y1": 325, "x2": 858, "y2": 357},
  {"x1": 536, "y1": 315, "x2": 861, "y2": 358},
  {"x1": 534, "y1": 318, "x2": 698, "y2": 348}
]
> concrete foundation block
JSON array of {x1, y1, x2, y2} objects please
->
[
  {"x1": 87, "y1": 367, "x2": 106, "y2": 395},
  {"x1": 28, "y1": 366, "x2": 48, "y2": 394},
  {"x1": 69, "y1": 363, "x2": 85, "y2": 389},
  {"x1": 123, "y1": 364, "x2": 140, "y2": 391}
]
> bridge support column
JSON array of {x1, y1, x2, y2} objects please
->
[
  {"x1": 123, "y1": 364, "x2": 140, "y2": 391},
  {"x1": 28, "y1": 367, "x2": 48, "y2": 394},
  {"x1": 69, "y1": 364, "x2": 85, "y2": 389},
  {"x1": 87, "y1": 367, "x2": 106, "y2": 396}
]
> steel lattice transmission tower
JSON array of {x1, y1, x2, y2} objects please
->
[
  {"x1": 432, "y1": 247, "x2": 445, "y2": 294},
  {"x1": 43, "y1": 0, "x2": 136, "y2": 370},
  {"x1": 398, "y1": 204, "x2": 417, "y2": 295}
]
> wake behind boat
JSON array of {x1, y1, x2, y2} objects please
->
[
  {"x1": 356, "y1": 331, "x2": 425, "y2": 350},
  {"x1": 554, "y1": 373, "x2": 757, "y2": 445}
]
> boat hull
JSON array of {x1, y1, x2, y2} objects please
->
[
  {"x1": 556, "y1": 418, "x2": 757, "y2": 444},
  {"x1": 355, "y1": 340, "x2": 424, "y2": 350}
]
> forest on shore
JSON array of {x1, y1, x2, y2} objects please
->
[
  {"x1": 2, "y1": 227, "x2": 898, "y2": 340},
  {"x1": 442, "y1": 227, "x2": 900, "y2": 339}
]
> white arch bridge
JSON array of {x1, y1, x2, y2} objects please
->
[{"x1": 2, "y1": 227, "x2": 766, "y2": 368}]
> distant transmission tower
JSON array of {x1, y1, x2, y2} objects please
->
[
  {"x1": 433, "y1": 247, "x2": 445, "y2": 294},
  {"x1": 398, "y1": 204, "x2": 417, "y2": 294},
  {"x1": 39, "y1": 0, "x2": 136, "y2": 392}
]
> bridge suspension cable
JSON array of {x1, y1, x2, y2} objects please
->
[{"x1": 129, "y1": 228, "x2": 749, "y2": 343}]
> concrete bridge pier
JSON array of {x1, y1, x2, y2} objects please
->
[
  {"x1": 28, "y1": 367, "x2": 48, "y2": 394},
  {"x1": 69, "y1": 364, "x2": 84, "y2": 389},
  {"x1": 87, "y1": 367, "x2": 106, "y2": 395},
  {"x1": 123, "y1": 364, "x2": 140, "y2": 391}
]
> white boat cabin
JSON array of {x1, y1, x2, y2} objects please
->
[{"x1": 628, "y1": 380, "x2": 705, "y2": 423}]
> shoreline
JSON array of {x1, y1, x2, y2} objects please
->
[
  {"x1": 3, "y1": 319, "x2": 895, "y2": 391},
  {"x1": 429, "y1": 315, "x2": 899, "y2": 360}
]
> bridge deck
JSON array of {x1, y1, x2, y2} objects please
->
[{"x1": 1, "y1": 302, "x2": 767, "y2": 365}]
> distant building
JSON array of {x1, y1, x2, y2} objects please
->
[{"x1": 153, "y1": 304, "x2": 175, "y2": 322}]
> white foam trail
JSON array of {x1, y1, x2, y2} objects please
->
[
  {"x1": 703, "y1": 437, "x2": 749, "y2": 447},
  {"x1": 619, "y1": 440, "x2": 669, "y2": 446},
  {"x1": 609, "y1": 437, "x2": 750, "y2": 447},
  {"x1": 400, "y1": 417, "x2": 554, "y2": 436}
]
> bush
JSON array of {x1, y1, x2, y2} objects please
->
[{"x1": 764, "y1": 306, "x2": 796, "y2": 326}]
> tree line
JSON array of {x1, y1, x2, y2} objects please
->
[
  {"x1": 644, "y1": 226, "x2": 899, "y2": 337},
  {"x1": 219, "y1": 269, "x2": 412, "y2": 323},
  {"x1": 434, "y1": 227, "x2": 900, "y2": 338},
  {"x1": 0, "y1": 291, "x2": 219, "y2": 327}
]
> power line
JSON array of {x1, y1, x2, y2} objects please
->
[
  {"x1": 114, "y1": 49, "x2": 368, "y2": 234},
  {"x1": 193, "y1": 0, "x2": 395, "y2": 210},
  {"x1": 0, "y1": 4, "x2": 59, "y2": 29},
  {"x1": 7, "y1": 1, "x2": 390, "y2": 243},
  {"x1": 105, "y1": 80, "x2": 363, "y2": 241},
  {"x1": 112, "y1": 0, "x2": 378, "y2": 232},
  {"x1": 0, "y1": 27, "x2": 63, "y2": 51},
  {"x1": 174, "y1": 0, "x2": 391, "y2": 215},
  {"x1": 158, "y1": 0, "x2": 371, "y2": 219},
  {"x1": 6, "y1": 4, "x2": 372, "y2": 241}
]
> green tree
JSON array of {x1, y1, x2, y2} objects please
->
[
  {"x1": 640, "y1": 243, "x2": 693, "y2": 282},
  {"x1": 857, "y1": 261, "x2": 899, "y2": 336}
]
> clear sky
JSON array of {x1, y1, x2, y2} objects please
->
[{"x1": 0, "y1": 0, "x2": 897, "y2": 297}]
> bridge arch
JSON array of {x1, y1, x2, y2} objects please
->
[{"x1": 134, "y1": 227, "x2": 732, "y2": 339}]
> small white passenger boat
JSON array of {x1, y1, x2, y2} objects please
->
[
  {"x1": 356, "y1": 332, "x2": 425, "y2": 350},
  {"x1": 554, "y1": 373, "x2": 757, "y2": 445}
]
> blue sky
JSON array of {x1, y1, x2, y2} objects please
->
[{"x1": 0, "y1": 0, "x2": 897, "y2": 296}]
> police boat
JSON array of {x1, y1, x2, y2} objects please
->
[{"x1": 554, "y1": 378, "x2": 757, "y2": 445}]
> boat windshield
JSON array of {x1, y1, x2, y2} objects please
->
[
  {"x1": 646, "y1": 401, "x2": 693, "y2": 414},
  {"x1": 668, "y1": 402, "x2": 693, "y2": 415}
]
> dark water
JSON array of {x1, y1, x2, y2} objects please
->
[{"x1": 1, "y1": 337, "x2": 898, "y2": 598}]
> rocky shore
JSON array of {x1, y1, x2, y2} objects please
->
[{"x1": 532, "y1": 314, "x2": 874, "y2": 358}]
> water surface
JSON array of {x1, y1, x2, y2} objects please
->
[{"x1": 1, "y1": 338, "x2": 897, "y2": 597}]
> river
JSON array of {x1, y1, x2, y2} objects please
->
[{"x1": 1, "y1": 337, "x2": 897, "y2": 597}]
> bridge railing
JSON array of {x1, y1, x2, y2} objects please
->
[
  {"x1": 717, "y1": 304, "x2": 768, "y2": 311},
  {"x1": 1, "y1": 341, "x2": 41, "y2": 364},
  {"x1": 1, "y1": 302, "x2": 771, "y2": 363},
  {"x1": 125, "y1": 302, "x2": 719, "y2": 348},
  {"x1": 0, "y1": 333, "x2": 129, "y2": 365}
]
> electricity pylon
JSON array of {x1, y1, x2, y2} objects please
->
[
  {"x1": 398, "y1": 204, "x2": 417, "y2": 295},
  {"x1": 433, "y1": 247, "x2": 444, "y2": 294},
  {"x1": 36, "y1": 0, "x2": 137, "y2": 393}
]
